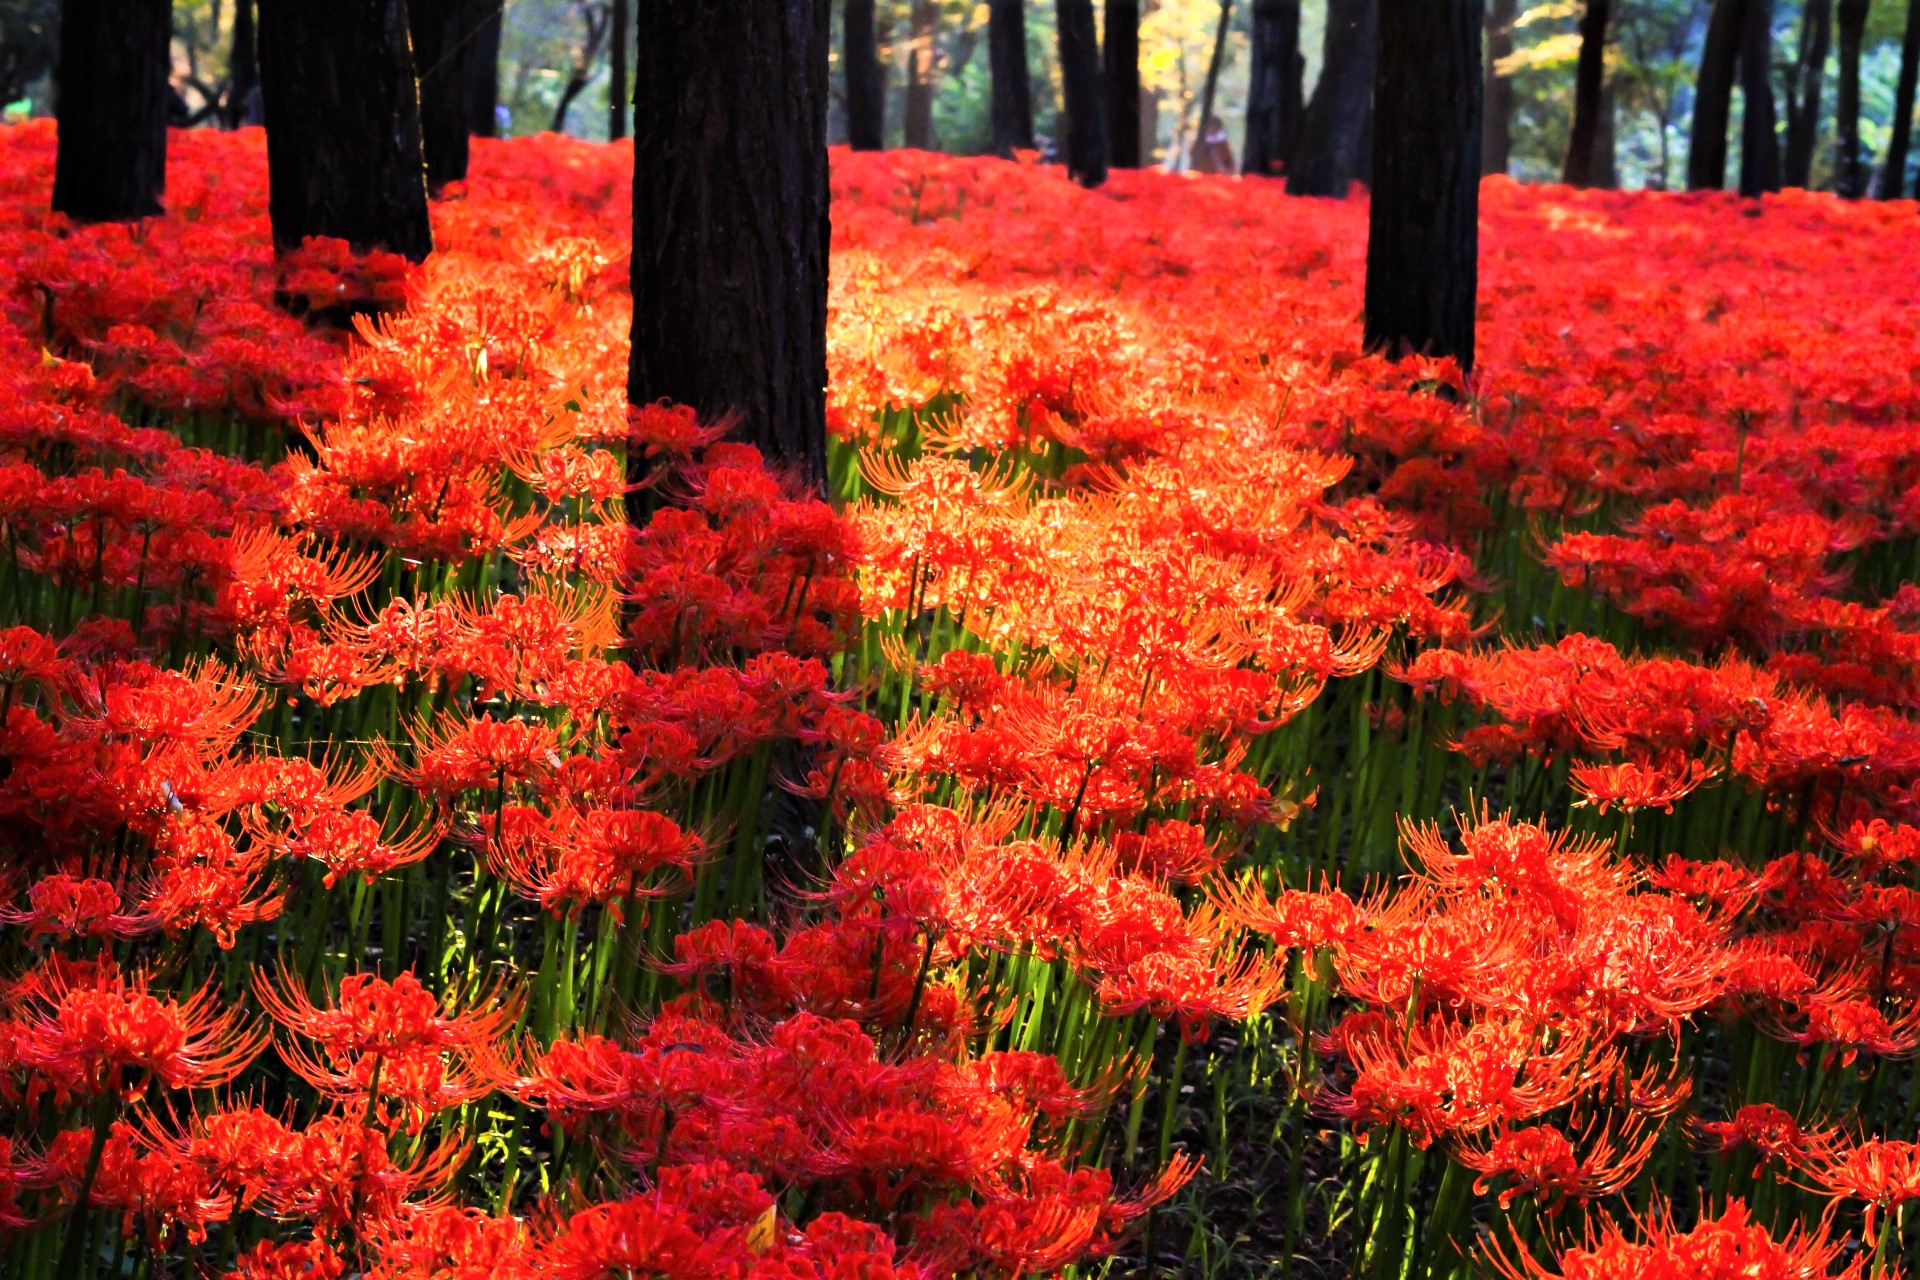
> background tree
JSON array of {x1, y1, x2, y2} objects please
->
[
  {"x1": 51, "y1": 0, "x2": 170, "y2": 221},
  {"x1": 1483, "y1": 0, "x2": 1516, "y2": 175},
  {"x1": 989, "y1": 0, "x2": 1035, "y2": 153},
  {"x1": 846, "y1": 0, "x2": 886, "y2": 149},
  {"x1": 411, "y1": 0, "x2": 478, "y2": 192},
  {"x1": 549, "y1": 2, "x2": 611, "y2": 133},
  {"x1": 1783, "y1": 0, "x2": 1832, "y2": 187},
  {"x1": 1687, "y1": 0, "x2": 1742, "y2": 189},
  {"x1": 1563, "y1": 0, "x2": 1613, "y2": 186},
  {"x1": 1242, "y1": 0, "x2": 1302, "y2": 176},
  {"x1": 629, "y1": 0, "x2": 829, "y2": 491},
  {"x1": 1737, "y1": 0, "x2": 1779, "y2": 194},
  {"x1": 1365, "y1": 0, "x2": 1483, "y2": 371},
  {"x1": 1878, "y1": 0, "x2": 1919, "y2": 196},
  {"x1": 1107, "y1": 0, "x2": 1143, "y2": 166},
  {"x1": 1835, "y1": 0, "x2": 1872, "y2": 195},
  {"x1": 904, "y1": 0, "x2": 939, "y2": 148},
  {"x1": 468, "y1": 0, "x2": 506, "y2": 136},
  {"x1": 256, "y1": 0, "x2": 433, "y2": 262},
  {"x1": 1055, "y1": 0, "x2": 1108, "y2": 184},
  {"x1": 226, "y1": 0, "x2": 261, "y2": 127},
  {"x1": 1288, "y1": 0, "x2": 1375, "y2": 196},
  {"x1": 0, "y1": 0, "x2": 57, "y2": 112},
  {"x1": 608, "y1": 0, "x2": 627, "y2": 140}
]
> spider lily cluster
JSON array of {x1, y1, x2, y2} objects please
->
[{"x1": 0, "y1": 124, "x2": 1918, "y2": 1280}]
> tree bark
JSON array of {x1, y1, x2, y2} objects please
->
[
  {"x1": 904, "y1": 0, "x2": 938, "y2": 149},
  {"x1": 1243, "y1": 0, "x2": 1303, "y2": 176},
  {"x1": 227, "y1": 0, "x2": 262, "y2": 128},
  {"x1": 411, "y1": 0, "x2": 476, "y2": 192},
  {"x1": 846, "y1": 0, "x2": 886, "y2": 149},
  {"x1": 990, "y1": 0, "x2": 1036, "y2": 154},
  {"x1": 1738, "y1": 0, "x2": 1780, "y2": 196},
  {"x1": 1688, "y1": 0, "x2": 1743, "y2": 190},
  {"x1": 609, "y1": 0, "x2": 629, "y2": 140},
  {"x1": 468, "y1": 0, "x2": 505, "y2": 137},
  {"x1": 257, "y1": 0, "x2": 433, "y2": 262},
  {"x1": 1055, "y1": 0, "x2": 1108, "y2": 185},
  {"x1": 1365, "y1": 0, "x2": 1483, "y2": 372},
  {"x1": 1782, "y1": 0, "x2": 1830, "y2": 187},
  {"x1": 1287, "y1": 0, "x2": 1376, "y2": 196},
  {"x1": 1835, "y1": 0, "x2": 1871, "y2": 196},
  {"x1": 52, "y1": 0, "x2": 170, "y2": 221},
  {"x1": 1106, "y1": 0, "x2": 1143, "y2": 167},
  {"x1": 1878, "y1": 0, "x2": 1920, "y2": 198},
  {"x1": 1194, "y1": 0, "x2": 1235, "y2": 160},
  {"x1": 1482, "y1": 0, "x2": 1516, "y2": 175},
  {"x1": 1562, "y1": 0, "x2": 1612, "y2": 186},
  {"x1": 629, "y1": 0, "x2": 829, "y2": 491}
]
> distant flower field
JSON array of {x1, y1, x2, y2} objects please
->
[{"x1": 2, "y1": 119, "x2": 1920, "y2": 1279}]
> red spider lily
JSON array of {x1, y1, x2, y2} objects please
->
[
  {"x1": 273, "y1": 807, "x2": 444, "y2": 889},
  {"x1": 487, "y1": 803, "x2": 703, "y2": 915},
  {"x1": 1455, "y1": 1115, "x2": 1659, "y2": 1212},
  {"x1": 0, "y1": 874, "x2": 152, "y2": 940},
  {"x1": 406, "y1": 713, "x2": 561, "y2": 798},
  {"x1": 223, "y1": 1239, "x2": 346, "y2": 1280},
  {"x1": 1795, "y1": 1135, "x2": 1920, "y2": 1240},
  {"x1": 1490, "y1": 1198, "x2": 1863, "y2": 1280},
  {"x1": 1695, "y1": 1103, "x2": 1834, "y2": 1169},
  {"x1": 13, "y1": 970, "x2": 264, "y2": 1102},
  {"x1": 254, "y1": 968, "x2": 521, "y2": 1126},
  {"x1": 23, "y1": 1121, "x2": 233, "y2": 1244}
]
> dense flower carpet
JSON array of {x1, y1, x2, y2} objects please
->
[{"x1": 2, "y1": 119, "x2": 1920, "y2": 1279}]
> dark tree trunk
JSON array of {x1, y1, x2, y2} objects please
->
[
  {"x1": 1287, "y1": 0, "x2": 1376, "y2": 196},
  {"x1": 1055, "y1": 0, "x2": 1108, "y2": 185},
  {"x1": 257, "y1": 0, "x2": 433, "y2": 262},
  {"x1": 609, "y1": 0, "x2": 629, "y2": 140},
  {"x1": 551, "y1": 7, "x2": 612, "y2": 136},
  {"x1": 411, "y1": 0, "x2": 476, "y2": 193},
  {"x1": 1594, "y1": 72, "x2": 1618, "y2": 187},
  {"x1": 1562, "y1": 0, "x2": 1612, "y2": 186},
  {"x1": 1482, "y1": 0, "x2": 1516, "y2": 174},
  {"x1": 468, "y1": 0, "x2": 505, "y2": 137},
  {"x1": 52, "y1": 0, "x2": 170, "y2": 221},
  {"x1": 1879, "y1": 0, "x2": 1920, "y2": 198},
  {"x1": 1783, "y1": 0, "x2": 1830, "y2": 187},
  {"x1": 1243, "y1": 0, "x2": 1303, "y2": 176},
  {"x1": 1365, "y1": 0, "x2": 1483, "y2": 372},
  {"x1": 227, "y1": 0, "x2": 262, "y2": 128},
  {"x1": 846, "y1": 0, "x2": 886, "y2": 149},
  {"x1": 1835, "y1": 0, "x2": 1870, "y2": 196},
  {"x1": 1688, "y1": 0, "x2": 1743, "y2": 190},
  {"x1": 629, "y1": 0, "x2": 829, "y2": 491},
  {"x1": 989, "y1": 0, "x2": 1036, "y2": 154},
  {"x1": 1194, "y1": 0, "x2": 1234, "y2": 158},
  {"x1": 1106, "y1": 0, "x2": 1143, "y2": 167},
  {"x1": 904, "y1": 0, "x2": 938, "y2": 149},
  {"x1": 1738, "y1": 0, "x2": 1781, "y2": 196}
]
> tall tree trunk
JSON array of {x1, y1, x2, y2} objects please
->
[
  {"x1": 990, "y1": 0, "x2": 1036, "y2": 153},
  {"x1": 1738, "y1": 0, "x2": 1781, "y2": 196},
  {"x1": 1194, "y1": 0, "x2": 1234, "y2": 156},
  {"x1": 52, "y1": 0, "x2": 170, "y2": 221},
  {"x1": 609, "y1": 0, "x2": 629, "y2": 140},
  {"x1": 1243, "y1": 0, "x2": 1303, "y2": 176},
  {"x1": 904, "y1": 0, "x2": 938, "y2": 149},
  {"x1": 468, "y1": 0, "x2": 505, "y2": 137},
  {"x1": 1834, "y1": 0, "x2": 1870, "y2": 195},
  {"x1": 1055, "y1": 0, "x2": 1108, "y2": 185},
  {"x1": 1287, "y1": 0, "x2": 1376, "y2": 196},
  {"x1": 1783, "y1": 0, "x2": 1831, "y2": 187},
  {"x1": 551, "y1": 6, "x2": 612, "y2": 136},
  {"x1": 411, "y1": 0, "x2": 476, "y2": 193},
  {"x1": 629, "y1": 0, "x2": 829, "y2": 490},
  {"x1": 846, "y1": 0, "x2": 886, "y2": 149},
  {"x1": 1562, "y1": 0, "x2": 1612, "y2": 186},
  {"x1": 1594, "y1": 71, "x2": 1618, "y2": 187},
  {"x1": 1106, "y1": 0, "x2": 1143, "y2": 167},
  {"x1": 1365, "y1": 0, "x2": 1483, "y2": 372},
  {"x1": 227, "y1": 0, "x2": 261, "y2": 128},
  {"x1": 1482, "y1": 0, "x2": 1516, "y2": 174},
  {"x1": 257, "y1": 0, "x2": 434, "y2": 262},
  {"x1": 1878, "y1": 0, "x2": 1920, "y2": 197},
  {"x1": 1688, "y1": 0, "x2": 1743, "y2": 190}
]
